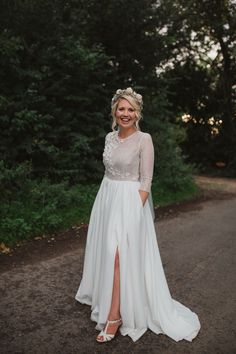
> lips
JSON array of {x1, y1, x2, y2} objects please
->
[{"x1": 121, "y1": 118, "x2": 131, "y2": 122}]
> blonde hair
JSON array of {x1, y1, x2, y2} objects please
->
[{"x1": 111, "y1": 88, "x2": 143, "y2": 131}]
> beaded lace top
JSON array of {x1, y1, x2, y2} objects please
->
[{"x1": 103, "y1": 130, "x2": 154, "y2": 193}]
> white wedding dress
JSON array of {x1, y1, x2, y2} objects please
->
[{"x1": 75, "y1": 129, "x2": 201, "y2": 342}]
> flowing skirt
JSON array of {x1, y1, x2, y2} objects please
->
[{"x1": 75, "y1": 175, "x2": 201, "y2": 342}]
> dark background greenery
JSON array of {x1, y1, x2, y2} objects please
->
[{"x1": 0, "y1": 0, "x2": 235, "y2": 245}]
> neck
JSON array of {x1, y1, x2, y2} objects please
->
[{"x1": 118, "y1": 126, "x2": 137, "y2": 138}]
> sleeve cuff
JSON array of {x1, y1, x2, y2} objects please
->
[{"x1": 139, "y1": 177, "x2": 152, "y2": 193}]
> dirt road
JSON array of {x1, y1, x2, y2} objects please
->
[{"x1": 1, "y1": 177, "x2": 236, "y2": 354}]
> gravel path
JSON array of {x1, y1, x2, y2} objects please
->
[{"x1": 1, "y1": 180, "x2": 236, "y2": 354}]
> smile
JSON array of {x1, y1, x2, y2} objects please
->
[{"x1": 121, "y1": 118, "x2": 131, "y2": 122}]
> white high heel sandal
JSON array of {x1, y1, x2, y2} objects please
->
[{"x1": 96, "y1": 318, "x2": 122, "y2": 343}]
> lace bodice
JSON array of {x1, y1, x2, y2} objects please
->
[{"x1": 103, "y1": 130, "x2": 154, "y2": 193}]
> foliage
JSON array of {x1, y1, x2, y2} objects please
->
[
  {"x1": 0, "y1": 161, "x2": 100, "y2": 246},
  {"x1": 142, "y1": 87, "x2": 198, "y2": 192},
  {"x1": 0, "y1": 2, "x2": 113, "y2": 182},
  {"x1": 1, "y1": 0, "x2": 235, "y2": 179},
  {"x1": 1, "y1": 0, "x2": 234, "y2": 245},
  {"x1": 0, "y1": 161, "x2": 198, "y2": 247},
  {"x1": 152, "y1": 178, "x2": 199, "y2": 207},
  {"x1": 158, "y1": 0, "x2": 236, "y2": 175}
]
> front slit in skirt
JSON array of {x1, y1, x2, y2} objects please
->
[{"x1": 75, "y1": 175, "x2": 201, "y2": 342}]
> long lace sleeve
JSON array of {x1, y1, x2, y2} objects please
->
[{"x1": 139, "y1": 133, "x2": 154, "y2": 193}]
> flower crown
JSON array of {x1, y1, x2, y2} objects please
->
[{"x1": 111, "y1": 87, "x2": 143, "y2": 110}]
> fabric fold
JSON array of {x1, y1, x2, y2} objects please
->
[{"x1": 75, "y1": 175, "x2": 201, "y2": 342}]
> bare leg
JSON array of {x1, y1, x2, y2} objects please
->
[
  {"x1": 108, "y1": 246, "x2": 121, "y2": 320},
  {"x1": 97, "y1": 247, "x2": 121, "y2": 340}
]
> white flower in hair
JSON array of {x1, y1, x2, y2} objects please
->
[
  {"x1": 126, "y1": 87, "x2": 133, "y2": 94},
  {"x1": 111, "y1": 87, "x2": 143, "y2": 110},
  {"x1": 135, "y1": 94, "x2": 142, "y2": 102}
]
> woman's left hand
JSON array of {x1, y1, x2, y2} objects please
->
[{"x1": 139, "y1": 190, "x2": 149, "y2": 207}]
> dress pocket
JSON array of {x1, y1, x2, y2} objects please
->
[{"x1": 137, "y1": 189, "x2": 144, "y2": 208}]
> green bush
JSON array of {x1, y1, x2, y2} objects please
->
[
  {"x1": 142, "y1": 89, "x2": 197, "y2": 193},
  {"x1": 0, "y1": 161, "x2": 99, "y2": 246}
]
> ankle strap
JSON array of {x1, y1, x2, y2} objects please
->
[{"x1": 107, "y1": 318, "x2": 122, "y2": 324}]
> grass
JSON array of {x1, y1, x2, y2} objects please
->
[
  {"x1": 0, "y1": 178, "x2": 200, "y2": 248},
  {"x1": 152, "y1": 179, "x2": 200, "y2": 207}
]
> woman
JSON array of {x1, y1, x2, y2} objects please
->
[{"x1": 75, "y1": 87, "x2": 201, "y2": 343}]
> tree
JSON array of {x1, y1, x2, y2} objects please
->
[
  {"x1": 157, "y1": 0, "x2": 236, "y2": 173},
  {"x1": 0, "y1": 1, "x2": 114, "y2": 182}
]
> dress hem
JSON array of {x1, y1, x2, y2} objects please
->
[{"x1": 75, "y1": 295, "x2": 200, "y2": 343}]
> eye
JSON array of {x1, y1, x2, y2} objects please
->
[{"x1": 129, "y1": 108, "x2": 134, "y2": 112}]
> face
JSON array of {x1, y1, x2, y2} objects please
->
[{"x1": 115, "y1": 99, "x2": 137, "y2": 129}]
